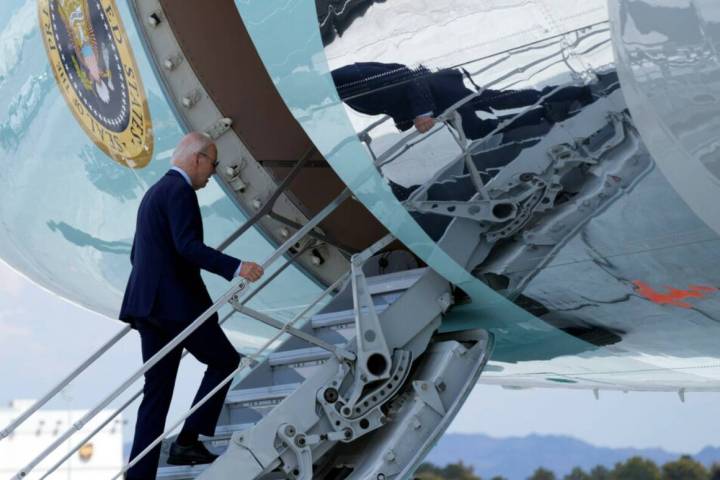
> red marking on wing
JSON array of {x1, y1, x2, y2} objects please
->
[{"x1": 632, "y1": 281, "x2": 718, "y2": 309}]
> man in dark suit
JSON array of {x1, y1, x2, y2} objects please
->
[
  {"x1": 331, "y1": 62, "x2": 594, "y2": 139},
  {"x1": 120, "y1": 132, "x2": 264, "y2": 480}
]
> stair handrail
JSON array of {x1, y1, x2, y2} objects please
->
[
  {"x1": 36, "y1": 243, "x2": 313, "y2": 480},
  {"x1": 114, "y1": 270, "x2": 352, "y2": 479},
  {"x1": 1, "y1": 141, "x2": 331, "y2": 444},
  {"x1": 0, "y1": 210, "x2": 264, "y2": 443},
  {"x1": 0, "y1": 324, "x2": 132, "y2": 443},
  {"x1": 12, "y1": 188, "x2": 351, "y2": 479},
  {"x1": 116, "y1": 232, "x2": 393, "y2": 478}
]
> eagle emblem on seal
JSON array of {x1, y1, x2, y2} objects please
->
[{"x1": 57, "y1": 0, "x2": 115, "y2": 103}]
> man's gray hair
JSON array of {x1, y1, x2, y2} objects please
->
[{"x1": 171, "y1": 132, "x2": 213, "y2": 164}]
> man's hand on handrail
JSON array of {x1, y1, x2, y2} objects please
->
[
  {"x1": 414, "y1": 115, "x2": 436, "y2": 133},
  {"x1": 239, "y1": 261, "x2": 264, "y2": 282}
]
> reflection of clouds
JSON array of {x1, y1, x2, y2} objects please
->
[
  {"x1": 200, "y1": 193, "x2": 254, "y2": 223},
  {"x1": 322, "y1": 0, "x2": 608, "y2": 72},
  {"x1": 0, "y1": 0, "x2": 36, "y2": 85},
  {"x1": 46, "y1": 220, "x2": 132, "y2": 255},
  {"x1": 0, "y1": 71, "x2": 53, "y2": 151},
  {"x1": 274, "y1": 70, "x2": 335, "y2": 111},
  {"x1": 80, "y1": 144, "x2": 141, "y2": 202}
]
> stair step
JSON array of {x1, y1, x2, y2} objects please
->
[
  {"x1": 267, "y1": 345, "x2": 347, "y2": 385},
  {"x1": 225, "y1": 383, "x2": 301, "y2": 427},
  {"x1": 156, "y1": 464, "x2": 208, "y2": 480},
  {"x1": 201, "y1": 422, "x2": 255, "y2": 442},
  {"x1": 226, "y1": 383, "x2": 300, "y2": 407},
  {"x1": 305, "y1": 269, "x2": 425, "y2": 333},
  {"x1": 269, "y1": 346, "x2": 335, "y2": 367},
  {"x1": 311, "y1": 304, "x2": 388, "y2": 329}
]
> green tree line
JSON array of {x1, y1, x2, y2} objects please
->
[{"x1": 415, "y1": 455, "x2": 720, "y2": 480}]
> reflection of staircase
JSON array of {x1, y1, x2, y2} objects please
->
[{"x1": 157, "y1": 267, "x2": 492, "y2": 479}]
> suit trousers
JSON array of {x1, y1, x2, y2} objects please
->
[{"x1": 126, "y1": 317, "x2": 241, "y2": 480}]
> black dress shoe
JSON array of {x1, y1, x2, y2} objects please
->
[{"x1": 167, "y1": 440, "x2": 218, "y2": 466}]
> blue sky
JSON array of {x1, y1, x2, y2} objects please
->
[{"x1": 1, "y1": 258, "x2": 719, "y2": 455}]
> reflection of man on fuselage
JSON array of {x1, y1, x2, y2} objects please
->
[{"x1": 331, "y1": 62, "x2": 595, "y2": 140}]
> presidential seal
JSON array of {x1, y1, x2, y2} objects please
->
[{"x1": 39, "y1": 0, "x2": 153, "y2": 168}]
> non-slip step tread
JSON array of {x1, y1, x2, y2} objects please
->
[
  {"x1": 311, "y1": 304, "x2": 388, "y2": 329},
  {"x1": 269, "y1": 346, "x2": 338, "y2": 366},
  {"x1": 308, "y1": 269, "x2": 426, "y2": 329},
  {"x1": 156, "y1": 464, "x2": 208, "y2": 480},
  {"x1": 226, "y1": 383, "x2": 301, "y2": 405}
]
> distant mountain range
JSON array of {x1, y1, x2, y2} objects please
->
[{"x1": 424, "y1": 433, "x2": 720, "y2": 480}]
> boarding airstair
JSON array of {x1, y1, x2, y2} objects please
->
[{"x1": 4, "y1": 39, "x2": 651, "y2": 480}]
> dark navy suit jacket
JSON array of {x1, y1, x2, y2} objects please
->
[{"x1": 119, "y1": 170, "x2": 240, "y2": 328}]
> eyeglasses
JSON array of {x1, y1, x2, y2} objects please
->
[{"x1": 197, "y1": 150, "x2": 219, "y2": 168}]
